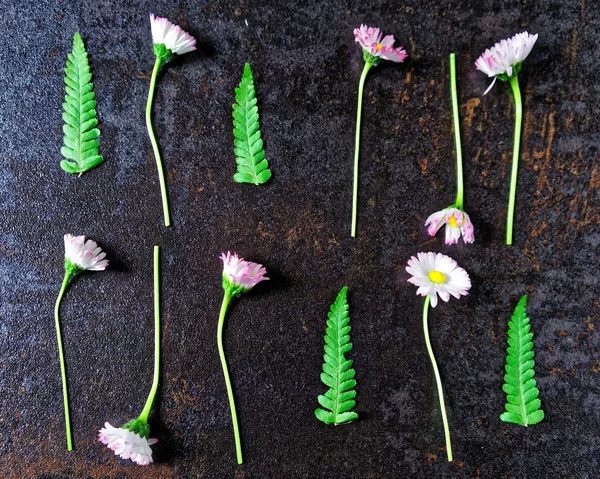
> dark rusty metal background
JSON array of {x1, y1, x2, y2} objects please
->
[{"x1": 0, "y1": 0, "x2": 598, "y2": 477}]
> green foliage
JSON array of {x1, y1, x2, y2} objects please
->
[
  {"x1": 60, "y1": 32, "x2": 103, "y2": 175},
  {"x1": 232, "y1": 63, "x2": 271, "y2": 185},
  {"x1": 500, "y1": 296, "x2": 545, "y2": 426},
  {"x1": 315, "y1": 286, "x2": 358, "y2": 425}
]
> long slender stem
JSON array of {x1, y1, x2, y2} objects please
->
[
  {"x1": 351, "y1": 61, "x2": 374, "y2": 238},
  {"x1": 139, "y1": 245, "x2": 161, "y2": 422},
  {"x1": 54, "y1": 268, "x2": 75, "y2": 451},
  {"x1": 449, "y1": 53, "x2": 464, "y2": 209},
  {"x1": 506, "y1": 74, "x2": 522, "y2": 245},
  {"x1": 146, "y1": 57, "x2": 171, "y2": 228},
  {"x1": 422, "y1": 295, "x2": 453, "y2": 462},
  {"x1": 217, "y1": 290, "x2": 243, "y2": 464}
]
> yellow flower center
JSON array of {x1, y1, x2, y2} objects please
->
[
  {"x1": 376, "y1": 43, "x2": 383, "y2": 51},
  {"x1": 428, "y1": 270, "x2": 446, "y2": 284},
  {"x1": 448, "y1": 214, "x2": 459, "y2": 227}
]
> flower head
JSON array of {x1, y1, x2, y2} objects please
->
[
  {"x1": 354, "y1": 24, "x2": 408, "y2": 64},
  {"x1": 220, "y1": 251, "x2": 269, "y2": 295},
  {"x1": 149, "y1": 13, "x2": 196, "y2": 61},
  {"x1": 406, "y1": 252, "x2": 471, "y2": 308},
  {"x1": 425, "y1": 207, "x2": 474, "y2": 245},
  {"x1": 475, "y1": 31, "x2": 538, "y2": 94},
  {"x1": 64, "y1": 234, "x2": 108, "y2": 271},
  {"x1": 99, "y1": 422, "x2": 158, "y2": 466}
]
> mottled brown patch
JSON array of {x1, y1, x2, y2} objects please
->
[{"x1": 461, "y1": 97, "x2": 480, "y2": 130}]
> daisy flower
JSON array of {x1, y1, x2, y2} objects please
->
[
  {"x1": 146, "y1": 14, "x2": 197, "y2": 227},
  {"x1": 353, "y1": 24, "x2": 408, "y2": 64},
  {"x1": 98, "y1": 247, "x2": 162, "y2": 466},
  {"x1": 64, "y1": 234, "x2": 109, "y2": 271},
  {"x1": 99, "y1": 422, "x2": 158, "y2": 466},
  {"x1": 217, "y1": 252, "x2": 269, "y2": 464},
  {"x1": 406, "y1": 252, "x2": 471, "y2": 308},
  {"x1": 475, "y1": 31, "x2": 538, "y2": 94},
  {"x1": 475, "y1": 32, "x2": 538, "y2": 245},
  {"x1": 405, "y1": 252, "x2": 471, "y2": 462},
  {"x1": 149, "y1": 13, "x2": 196, "y2": 59},
  {"x1": 55, "y1": 235, "x2": 108, "y2": 450},
  {"x1": 221, "y1": 251, "x2": 269, "y2": 294},
  {"x1": 425, "y1": 207, "x2": 474, "y2": 245},
  {"x1": 424, "y1": 54, "x2": 475, "y2": 245},
  {"x1": 350, "y1": 25, "x2": 407, "y2": 237}
]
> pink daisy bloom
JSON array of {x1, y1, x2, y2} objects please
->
[
  {"x1": 353, "y1": 24, "x2": 408, "y2": 63},
  {"x1": 98, "y1": 422, "x2": 158, "y2": 466},
  {"x1": 149, "y1": 13, "x2": 196, "y2": 56},
  {"x1": 475, "y1": 31, "x2": 538, "y2": 94},
  {"x1": 64, "y1": 234, "x2": 108, "y2": 271},
  {"x1": 406, "y1": 252, "x2": 471, "y2": 308},
  {"x1": 220, "y1": 252, "x2": 269, "y2": 294},
  {"x1": 425, "y1": 207, "x2": 475, "y2": 245}
]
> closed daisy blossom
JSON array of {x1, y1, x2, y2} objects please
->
[
  {"x1": 425, "y1": 207, "x2": 475, "y2": 245},
  {"x1": 98, "y1": 422, "x2": 158, "y2": 466},
  {"x1": 64, "y1": 234, "x2": 108, "y2": 271},
  {"x1": 149, "y1": 13, "x2": 196, "y2": 56},
  {"x1": 475, "y1": 31, "x2": 538, "y2": 94},
  {"x1": 406, "y1": 252, "x2": 471, "y2": 307},
  {"x1": 221, "y1": 251, "x2": 269, "y2": 293}
]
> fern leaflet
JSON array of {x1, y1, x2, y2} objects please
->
[
  {"x1": 500, "y1": 295, "x2": 545, "y2": 426},
  {"x1": 315, "y1": 286, "x2": 358, "y2": 425},
  {"x1": 232, "y1": 63, "x2": 271, "y2": 185},
  {"x1": 60, "y1": 32, "x2": 103, "y2": 175}
]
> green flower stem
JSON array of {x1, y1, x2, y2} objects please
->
[
  {"x1": 449, "y1": 53, "x2": 464, "y2": 209},
  {"x1": 351, "y1": 61, "x2": 374, "y2": 238},
  {"x1": 423, "y1": 295, "x2": 453, "y2": 462},
  {"x1": 139, "y1": 245, "x2": 161, "y2": 423},
  {"x1": 506, "y1": 74, "x2": 523, "y2": 245},
  {"x1": 54, "y1": 266, "x2": 76, "y2": 451},
  {"x1": 217, "y1": 290, "x2": 243, "y2": 464},
  {"x1": 146, "y1": 57, "x2": 171, "y2": 228}
]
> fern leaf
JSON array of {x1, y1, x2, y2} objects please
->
[
  {"x1": 315, "y1": 286, "x2": 358, "y2": 425},
  {"x1": 232, "y1": 63, "x2": 271, "y2": 185},
  {"x1": 60, "y1": 32, "x2": 103, "y2": 175},
  {"x1": 500, "y1": 296, "x2": 545, "y2": 426}
]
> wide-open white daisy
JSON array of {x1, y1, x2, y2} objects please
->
[{"x1": 406, "y1": 252, "x2": 471, "y2": 307}]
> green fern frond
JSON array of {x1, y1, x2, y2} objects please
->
[
  {"x1": 315, "y1": 286, "x2": 358, "y2": 425},
  {"x1": 232, "y1": 63, "x2": 271, "y2": 185},
  {"x1": 60, "y1": 32, "x2": 103, "y2": 175},
  {"x1": 500, "y1": 295, "x2": 545, "y2": 426}
]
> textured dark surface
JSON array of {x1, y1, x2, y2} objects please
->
[{"x1": 0, "y1": 0, "x2": 598, "y2": 478}]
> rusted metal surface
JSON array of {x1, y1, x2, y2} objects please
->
[{"x1": 0, "y1": 0, "x2": 598, "y2": 477}]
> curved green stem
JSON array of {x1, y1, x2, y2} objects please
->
[
  {"x1": 139, "y1": 245, "x2": 161, "y2": 422},
  {"x1": 217, "y1": 290, "x2": 243, "y2": 464},
  {"x1": 351, "y1": 61, "x2": 374, "y2": 238},
  {"x1": 449, "y1": 53, "x2": 464, "y2": 209},
  {"x1": 54, "y1": 267, "x2": 75, "y2": 451},
  {"x1": 506, "y1": 74, "x2": 522, "y2": 245},
  {"x1": 146, "y1": 57, "x2": 171, "y2": 227},
  {"x1": 423, "y1": 295, "x2": 453, "y2": 462}
]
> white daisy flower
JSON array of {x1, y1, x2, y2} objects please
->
[
  {"x1": 149, "y1": 13, "x2": 196, "y2": 57},
  {"x1": 475, "y1": 31, "x2": 538, "y2": 94},
  {"x1": 406, "y1": 252, "x2": 471, "y2": 307},
  {"x1": 98, "y1": 422, "x2": 158, "y2": 466},
  {"x1": 425, "y1": 207, "x2": 475, "y2": 245},
  {"x1": 64, "y1": 234, "x2": 108, "y2": 271}
]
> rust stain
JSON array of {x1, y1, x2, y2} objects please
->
[
  {"x1": 591, "y1": 362, "x2": 600, "y2": 374},
  {"x1": 461, "y1": 97, "x2": 480, "y2": 130}
]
